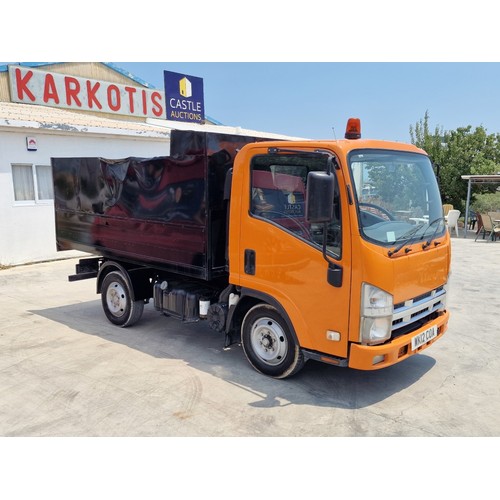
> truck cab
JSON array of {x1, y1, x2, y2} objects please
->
[{"x1": 227, "y1": 119, "x2": 450, "y2": 377}]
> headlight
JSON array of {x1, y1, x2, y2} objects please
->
[
  {"x1": 438, "y1": 279, "x2": 449, "y2": 311},
  {"x1": 360, "y1": 283, "x2": 393, "y2": 345}
]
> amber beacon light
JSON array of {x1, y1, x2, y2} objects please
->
[{"x1": 345, "y1": 117, "x2": 361, "y2": 139}]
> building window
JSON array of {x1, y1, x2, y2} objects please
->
[{"x1": 12, "y1": 164, "x2": 54, "y2": 204}]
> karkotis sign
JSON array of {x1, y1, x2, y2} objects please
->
[
  {"x1": 8, "y1": 65, "x2": 164, "y2": 119},
  {"x1": 164, "y1": 70, "x2": 205, "y2": 124}
]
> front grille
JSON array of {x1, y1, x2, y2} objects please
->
[{"x1": 391, "y1": 286, "x2": 446, "y2": 336}]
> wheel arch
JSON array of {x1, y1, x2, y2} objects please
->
[
  {"x1": 97, "y1": 260, "x2": 153, "y2": 302},
  {"x1": 97, "y1": 261, "x2": 134, "y2": 298},
  {"x1": 228, "y1": 288, "x2": 300, "y2": 346}
]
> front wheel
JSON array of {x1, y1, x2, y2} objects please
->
[
  {"x1": 101, "y1": 271, "x2": 144, "y2": 327},
  {"x1": 241, "y1": 304, "x2": 305, "y2": 378}
]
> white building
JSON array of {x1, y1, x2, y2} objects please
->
[{"x1": 0, "y1": 62, "x2": 300, "y2": 267}]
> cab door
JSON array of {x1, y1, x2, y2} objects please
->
[{"x1": 230, "y1": 146, "x2": 352, "y2": 362}]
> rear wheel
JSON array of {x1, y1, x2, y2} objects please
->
[
  {"x1": 241, "y1": 304, "x2": 305, "y2": 378},
  {"x1": 101, "y1": 271, "x2": 144, "y2": 327}
]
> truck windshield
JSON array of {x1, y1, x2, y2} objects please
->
[{"x1": 349, "y1": 149, "x2": 445, "y2": 247}]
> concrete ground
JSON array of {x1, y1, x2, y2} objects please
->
[{"x1": 0, "y1": 234, "x2": 499, "y2": 438}]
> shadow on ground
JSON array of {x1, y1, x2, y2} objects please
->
[{"x1": 32, "y1": 299, "x2": 436, "y2": 410}]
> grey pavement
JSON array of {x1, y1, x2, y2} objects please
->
[{"x1": 0, "y1": 233, "x2": 499, "y2": 437}]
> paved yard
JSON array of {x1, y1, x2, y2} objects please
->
[{"x1": 1, "y1": 236, "x2": 499, "y2": 438}]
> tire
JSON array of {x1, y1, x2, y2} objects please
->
[
  {"x1": 241, "y1": 304, "x2": 305, "y2": 379},
  {"x1": 101, "y1": 271, "x2": 144, "y2": 327}
]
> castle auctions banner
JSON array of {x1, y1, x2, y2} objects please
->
[{"x1": 164, "y1": 70, "x2": 205, "y2": 123}]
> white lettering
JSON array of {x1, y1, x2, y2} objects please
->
[
  {"x1": 169, "y1": 97, "x2": 201, "y2": 112},
  {"x1": 169, "y1": 110, "x2": 202, "y2": 122}
]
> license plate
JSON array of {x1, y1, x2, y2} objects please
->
[{"x1": 411, "y1": 325, "x2": 438, "y2": 350}]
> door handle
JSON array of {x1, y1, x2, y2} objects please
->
[{"x1": 244, "y1": 249, "x2": 256, "y2": 275}]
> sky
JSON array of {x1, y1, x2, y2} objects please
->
[
  {"x1": 111, "y1": 62, "x2": 500, "y2": 142},
  {"x1": 3, "y1": 0, "x2": 500, "y2": 147},
  {"x1": 4, "y1": 60, "x2": 500, "y2": 142}
]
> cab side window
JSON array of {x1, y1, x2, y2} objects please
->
[{"x1": 250, "y1": 154, "x2": 341, "y2": 258}]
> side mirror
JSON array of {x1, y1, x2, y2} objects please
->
[{"x1": 306, "y1": 171, "x2": 335, "y2": 223}]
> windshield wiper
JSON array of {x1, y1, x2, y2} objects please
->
[
  {"x1": 388, "y1": 223, "x2": 426, "y2": 257},
  {"x1": 422, "y1": 217, "x2": 445, "y2": 249},
  {"x1": 388, "y1": 217, "x2": 445, "y2": 257}
]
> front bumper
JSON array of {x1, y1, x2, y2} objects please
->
[{"x1": 348, "y1": 310, "x2": 449, "y2": 370}]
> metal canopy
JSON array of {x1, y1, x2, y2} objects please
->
[{"x1": 461, "y1": 174, "x2": 500, "y2": 238}]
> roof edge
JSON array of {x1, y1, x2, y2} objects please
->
[{"x1": 0, "y1": 62, "x2": 157, "y2": 90}]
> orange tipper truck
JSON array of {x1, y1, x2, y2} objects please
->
[{"x1": 52, "y1": 119, "x2": 450, "y2": 379}]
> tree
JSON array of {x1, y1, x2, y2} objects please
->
[
  {"x1": 409, "y1": 112, "x2": 500, "y2": 212},
  {"x1": 409, "y1": 110, "x2": 446, "y2": 166}
]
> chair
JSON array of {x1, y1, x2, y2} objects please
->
[
  {"x1": 443, "y1": 204, "x2": 453, "y2": 218},
  {"x1": 446, "y1": 209, "x2": 460, "y2": 237},
  {"x1": 489, "y1": 211, "x2": 500, "y2": 224},
  {"x1": 467, "y1": 210, "x2": 477, "y2": 230},
  {"x1": 475, "y1": 212, "x2": 484, "y2": 236},
  {"x1": 475, "y1": 213, "x2": 500, "y2": 241},
  {"x1": 487, "y1": 212, "x2": 500, "y2": 241}
]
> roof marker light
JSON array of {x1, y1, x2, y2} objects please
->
[{"x1": 345, "y1": 117, "x2": 361, "y2": 139}]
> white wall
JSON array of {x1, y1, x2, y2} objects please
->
[{"x1": 0, "y1": 129, "x2": 170, "y2": 266}]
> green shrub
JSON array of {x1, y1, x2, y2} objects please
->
[{"x1": 471, "y1": 192, "x2": 500, "y2": 213}]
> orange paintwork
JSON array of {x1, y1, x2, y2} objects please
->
[
  {"x1": 228, "y1": 138, "x2": 451, "y2": 370},
  {"x1": 348, "y1": 311, "x2": 449, "y2": 370}
]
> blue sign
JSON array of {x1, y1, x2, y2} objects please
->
[{"x1": 164, "y1": 70, "x2": 205, "y2": 123}]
